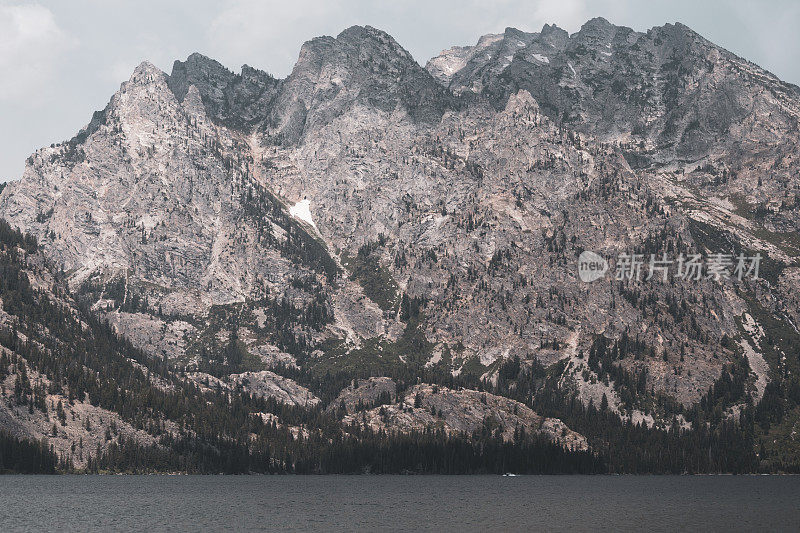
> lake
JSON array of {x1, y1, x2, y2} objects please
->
[{"x1": 1, "y1": 475, "x2": 798, "y2": 532}]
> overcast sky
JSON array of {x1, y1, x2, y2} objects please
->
[{"x1": 1, "y1": 0, "x2": 799, "y2": 182}]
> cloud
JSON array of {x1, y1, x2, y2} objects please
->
[
  {"x1": 101, "y1": 30, "x2": 178, "y2": 85},
  {"x1": 730, "y1": 0, "x2": 800, "y2": 83},
  {"x1": 0, "y1": 2, "x2": 75, "y2": 101},
  {"x1": 208, "y1": 0, "x2": 348, "y2": 76},
  {"x1": 205, "y1": 0, "x2": 598, "y2": 75},
  {"x1": 529, "y1": 0, "x2": 592, "y2": 32}
]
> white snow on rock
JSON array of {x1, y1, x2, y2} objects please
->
[{"x1": 289, "y1": 198, "x2": 316, "y2": 229}]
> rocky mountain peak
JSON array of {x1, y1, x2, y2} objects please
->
[
  {"x1": 502, "y1": 26, "x2": 532, "y2": 41},
  {"x1": 128, "y1": 61, "x2": 168, "y2": 87},
  {"x1": 336, "y1": 25, "x2": 413, "y2": 61},
  {"x1": 167, "y1": 53, "x2": 279, "y2": 130},
  {"x1": 1, "y1": 21, "x2": 799, "y2": 474},
  {"x1": 272, "y1": 24, "x2": 454, "y2": 142},
  {"x1": 168, "y1": 53, "x2": 235, "y2": 102},
  {"x1": 569, "y1": 16, "x2": 630, "y2": 52},
  {"x1": 291, "y1": 24, "x2": 415, "y2": 75},
  {"x1": 579, "y1": 16, "x2": 614, "y2": 32},
  {"x1": 539, "y1": 23, "x2": 569, "y2": 48}
]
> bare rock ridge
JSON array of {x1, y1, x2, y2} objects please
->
[
  {"x1": 427, "y1": 18, "x2": 800, "y2": 203},
  {"x1": 168, "y1": 53, "x2": 281, "y2": 131},
  {"x1": 0, "y1": 20, "x2": 799, "y2": 469},
  {"x1": 343, "y1": 384, "x2": 589, "y2": 451},
  {"x1": 275, "y1": 25, "x2": 457, "y2": 134},
  {"x1": 166, "y1": 26, "x2": 457, "y2": 143}
]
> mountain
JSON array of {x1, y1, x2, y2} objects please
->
[
  {"x1": 1, "y1": 21, "x2": 799, "y2": 473},
  {"x1": 427, "y1": 18, "x2": 800, "y2": 228}
]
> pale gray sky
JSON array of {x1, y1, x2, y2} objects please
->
[{"x1": 2, "y1": 0, "x2": 799, "y2": 182}]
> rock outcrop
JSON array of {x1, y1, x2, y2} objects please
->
[{"x1": 343, "y1": 384, "x2": 589, "y2": 451}]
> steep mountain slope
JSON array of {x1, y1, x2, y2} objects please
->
[
  {"x1": 0, "y1": 220, "x2": 264, "y2": 471},
  {"x1": 0, "y1": 221, "x2": 596, "y2": 473},
  {"x1": 423, "y1": 18, "x2": 800, "y2": 467},
  {"x1": 0, "y1": 58, "x2": 347, "y2": 375},
  {"x1": 427, "y1": 18, "x2": 800, "y2": 230},
  {"x1": 1, "y1": 21, "x2": 799, "y2": 471}
]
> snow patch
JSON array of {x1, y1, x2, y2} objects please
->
[{"x1": 289, "y1": 198, "x2": 316, "y2": 229}]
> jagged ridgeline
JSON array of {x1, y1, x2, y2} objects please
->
[{"x1": 1, "y1": 19, "x2": 800, "y2": 473}]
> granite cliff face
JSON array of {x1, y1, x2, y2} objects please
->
[{"x1": 1, "y1": 21, "x2": 799, "y2": 464}]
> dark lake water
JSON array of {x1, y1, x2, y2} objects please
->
[{"x1": 1, "y1": 475, "x2": 798, "y2": 532}]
